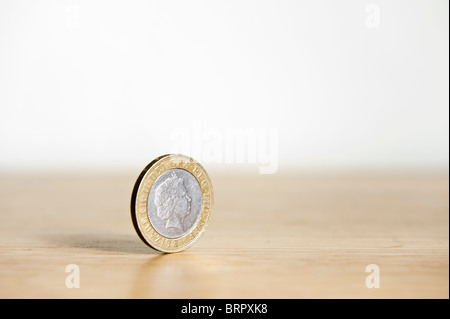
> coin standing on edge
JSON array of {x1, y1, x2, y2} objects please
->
[{"x1": 130, "y1": 154, "x2": 214, "y2": 253}]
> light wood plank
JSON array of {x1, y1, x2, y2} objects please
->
[{"x1": 0, "y1": 173, "x2": 448, "y2": 298}]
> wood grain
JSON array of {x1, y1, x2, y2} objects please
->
[{"x1": 0, "y1": 172, "x2": 448, "y2": 298}]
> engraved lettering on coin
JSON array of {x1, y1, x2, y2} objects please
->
[{"x1": 148, "y1": 169, "x2": 202, "y2": 238}]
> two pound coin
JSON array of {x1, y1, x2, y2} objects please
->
[{"x1": 130, "y1": 154, "x2": 214, "y2": 253}]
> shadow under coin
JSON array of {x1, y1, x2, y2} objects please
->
[
  {"x1": 131, "y1": 253, "x2": 215, "y2": 298},
  {"x1": 41, "y1": 232, "x2": 160, "y2": 255}
]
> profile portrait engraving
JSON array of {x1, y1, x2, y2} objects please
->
[{"x1": 154, "y1": 172, "x2": 192, "y2": 231}]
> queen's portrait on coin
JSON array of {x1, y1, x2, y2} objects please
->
[{"x1": 154, "y1": 172, "x2": 192, "y2": 231}]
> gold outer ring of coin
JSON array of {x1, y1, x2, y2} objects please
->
[{"x1": 130, "y1": 154, "x2": 214, "y2": 253}]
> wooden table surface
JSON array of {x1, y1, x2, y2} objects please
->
[{"x1": 0, "y1": 171, "x2": 448, "y2": 298}]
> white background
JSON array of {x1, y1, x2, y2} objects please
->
[{"x1": 0, "y1": 0, "x2": 448, "y2": 173}]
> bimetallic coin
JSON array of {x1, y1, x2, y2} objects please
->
[{"x1": 130, "y1": 154, "x2": 214, "y2": 253}]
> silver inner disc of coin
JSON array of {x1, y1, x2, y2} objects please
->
[{"x1": 147, "y1": 168, "x2": 203, "y2": 239}]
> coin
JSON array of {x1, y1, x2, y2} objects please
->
[{"x1": 130, "y1": 154, "x2": 214, "y2": 253}]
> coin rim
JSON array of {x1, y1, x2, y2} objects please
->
[{"x1": 130, "y1": 154, "x2": 213, "y2": 253}]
